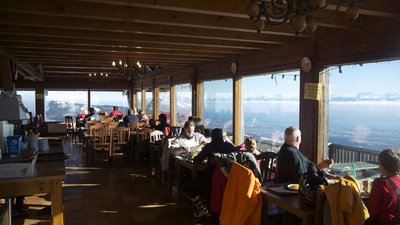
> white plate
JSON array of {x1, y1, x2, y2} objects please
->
[{"x1": 287, "y1": 184, "x2": 299, "y2": 191}]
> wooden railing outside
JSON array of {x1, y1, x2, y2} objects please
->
[
  {"x1": 257, "y1": 139, "x2": 380, "y2": 164},
  {"x1": 328, "y1": 143, "x2": 380, "y2": 164}
]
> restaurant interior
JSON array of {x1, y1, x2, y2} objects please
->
[{"x1": 0, "y1": 0, "x2": 399, "y2": 224}]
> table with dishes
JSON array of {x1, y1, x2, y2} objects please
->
[
  {"x1": 261, "y1": 184, "x2": 315, "y2": 225},
  {"x1": 175, "y1": 155, "x2": 208, "y2": 195}
]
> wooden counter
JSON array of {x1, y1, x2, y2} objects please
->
[{"x1": 0, "y1": 146, "x2": 66, "y2": 225}]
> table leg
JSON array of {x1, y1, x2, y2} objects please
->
[
  {"x1": 5, "y1": 198, "x2": 12, "y2": 225},
  {"x1": 51, "y1": 179, "x2": 64, "y2": 225},
  {"x1": 177, "y1": 162, "x2": 182, "y2": 195},
  {"x1": 193, "y1": 167, "x2": 198, "y2": 178},
  {"x1": 302, "y1": 216, "x2": 313, "y2": 225},
  {"x1": 263, "y1": 198, "x2": 270, "y2": 225}
]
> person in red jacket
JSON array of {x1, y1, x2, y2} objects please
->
[
  {"x1": 109, "y1": 106, "x2": 124, "y2": 119},
  {"x1": 366, "y1": 148, "x2": 400, "y2": 225}
]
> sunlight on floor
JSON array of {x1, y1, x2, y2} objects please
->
[
  {"x1": 62, "y1": 183, "x2": 101, "y2": 187},
  {"x1": 129, "y1": 173, "x2": 147, "y2": 178},
  {"x1": 100, "y1": 210, "x2": 119, "y2": 214}
]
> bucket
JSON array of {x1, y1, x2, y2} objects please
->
[
  {"x1": 6, "y1": 135, "x2": 22, "y2": 156},
  {"x1": 39, "y1": 139, "x2": 49, "y2": 153}
]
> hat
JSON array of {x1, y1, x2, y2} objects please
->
[{"x1": 194, "y1": 117, "x2": 203, "y2": 127}]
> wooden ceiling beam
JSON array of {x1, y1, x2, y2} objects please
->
[
  {"x1": 0, "y1": 25, "x2": 266, "y2": 50},
  {"x1": 9, "y1": 50, "x2": 216, "y2": 62},
  {"x1": 3, "y1": 44, "x2": 229, "y2": 59},
  {"x1": 0, "y1": 0, "x2": 305, "y2": 36},
  {"x1": 0, "y1": 12, "x2": 296, "y2": 45},
  {"x1": 76, "y1": 0, "x2": 400, "y2": 18},
  {"x1": 75, "y1": 0, "x2": 399, "y2": 27},
  {"x1": 0, "y1": 35, "x2": 247, "y2": 54}
]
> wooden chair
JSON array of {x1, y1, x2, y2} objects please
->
[
  {"x1": 64, "y1": 116, "x2": 75, "y2": 140},
  {"x1": 129, "y1": 122, "x2": 145, "y2": 133},
  {"x1": 104, "y1": 121, "x2": 119, "y2": 129},
  {"x1": 89, "y1": 127, "x2": 112, "y2": 164},
  {"x1": 149, "y1": 130, "x2": 164, "y2": 168},
  {"x1": 111, "y1": 126, "x2": 131, "y2": 160},
  {"x1": 256, "y1": 151, "x2": 278, "y2": 183},
  {"x1": 134, "y1": 127, "x2": 153, "y2": 167},
  {"x1": 170, "y1": 126, "x2": 182, "y2": 137},
  {"x1": 86, "y1": 119, "x2": 100, "y2": 126},
  {"x1": 88, "y1": 122, "x2": 103, "y2": 135},
  {"x1": 101, "y1": 116, "x2": 113, "y2": 124}
]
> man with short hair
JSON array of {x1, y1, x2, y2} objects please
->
[{"x1": 276, "y1": 126, "x2": 333, "y2": 183}]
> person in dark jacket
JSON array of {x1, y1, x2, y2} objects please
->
[
  {"x1": 123, "y1": 108, "x2": 140, "y2": 126},
  {"x1": 155, "y1": 113, "x2": 171, "y2": 137},
  {"x1": 194, "y1": 128, "x2": 236, "y2": 164},
  {"x1": 276, "y1": 126, "x2": 333, "y2": 184}
]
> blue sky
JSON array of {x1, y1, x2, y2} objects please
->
[
  {"x1": 237, "y1": 60, "x2": 400, "y2": 99},
  {"x1": 329, "y1": 60, "x2": 400, "y2": 97}
]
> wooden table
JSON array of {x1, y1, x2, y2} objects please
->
[
  {"x1": 261, "y1": 187, "x2": 315, "y2": 225},
  {"x1": 175, "y1": 156, "x2": 208, "y2": 195},
  {"x1": 0, "y1": 156, "x2": 65, "y2": 225}
]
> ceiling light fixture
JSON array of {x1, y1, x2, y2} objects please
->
[
  {"x1": 88, "y1": 68, "x2": 109, "y2": 83},
  {"x1": 247, "y1": 0, "x2": 364, "y2": 34},
  {"x1": 112, "y1": 56, "x2": 143, "y2": 80}
]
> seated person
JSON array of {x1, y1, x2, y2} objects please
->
[
  {"x1": 170, "y1": 120, "x2": 208, "y2": 156},
  {"x1": 366, "y1": 148, "x2": 400, "y2": 225},
  {"x1": 109, "y1": 106, "x2": 124, "y2": 119},
  {"x1": 138, "y1": 110, "x2": 150, "y2": 126},
  {"x1": 123, "y1": 108, "x2": 140, "y2": 126},
  {"x1": 83, "y1": 107, "x2": 100, "y2": 126},
  {"x1": 155, "y1": 113, "x2": 171, "y2": 137},
  {"x1": 238, "y1": 137, "x2": 261, "y2": 155},
  {"x1": 276, "y1": 126, "x2": 333, "y2": 184},
  {"x1": 194, "y1": 128, "x2": 236, "y2": 164},
  {"x1": 148, "y1": 118, "x2": 156, "y2": 129},
  {"x1": 194, "y1": 117, "x2": 205, "y2": 135}
]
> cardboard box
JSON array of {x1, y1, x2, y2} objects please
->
[{"x1": 0, "y1": 154, "x2": 37, "y2": 179}]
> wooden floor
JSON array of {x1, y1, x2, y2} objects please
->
[{"x1": 10, "y1": 137, "x2": 219, "y2": 225}]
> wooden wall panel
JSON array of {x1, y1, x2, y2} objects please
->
[
  {"x1": 316, "y1": 26, "x2": 400, "y2": 66},
  {"x1": 154, "y1": 73, "x2": 170, "y2": 87}
]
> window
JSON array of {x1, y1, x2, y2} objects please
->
[
  {"x1": 328, "y1": 60, "x2": 400, "y2": 151},
  {"x1": 44, "y1": 90, "x2": 88, "y2": 122},
  {"x1": 175, "y1": 83, "x2": 192, "y2": 126},
  {"x1": 16, "y1": 90, "x2": 36, "y2": 116},
  {"x1": 90, "y1": 90, "x2": 129, "y2": 115},
  {"x1": 204, "y1": 79, "x2": 233, "y2": 134},
  {"x1": 159, "y1": 87, "x2": 170, "y2": 121},
  {"x1": 145, "y1": 88, "x2": 153, "y2": 118},
  {"x1": 242, "y1": 71, "x2": 300, "y2": 144},
  {"x1": 136, "y1": 90, "x2": 142, "y2": 110}
]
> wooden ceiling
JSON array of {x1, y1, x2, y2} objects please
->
[{"x1": 0, "y1": 0, "x2": 399, "y2": 82}]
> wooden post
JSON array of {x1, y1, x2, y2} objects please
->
[
  {"x1": 141, "y1": 88, "x2": 146, "y2": 113},
  {"x1": 170, "y1": 84, "x2": 176, "y2": 126},
  {"x1": 153, "y1": 86, "x2": 159, "y2": 120},
  {"x1": 233, "y1": 75, "x2": 242, "y2": 145},
  {"x1": 299, "y1": 41, "x2": 326, "y2": 163},
  {"x1": 51, "y1": 179, "x2": 64, "y2": 225},
  {"x1": 0, "y1": 56, "x2": 13, "y2": 91}
]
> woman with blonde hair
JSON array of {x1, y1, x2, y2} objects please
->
[{"x1": 243, "y1": 137, "x2": 261, "y2": 155}]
